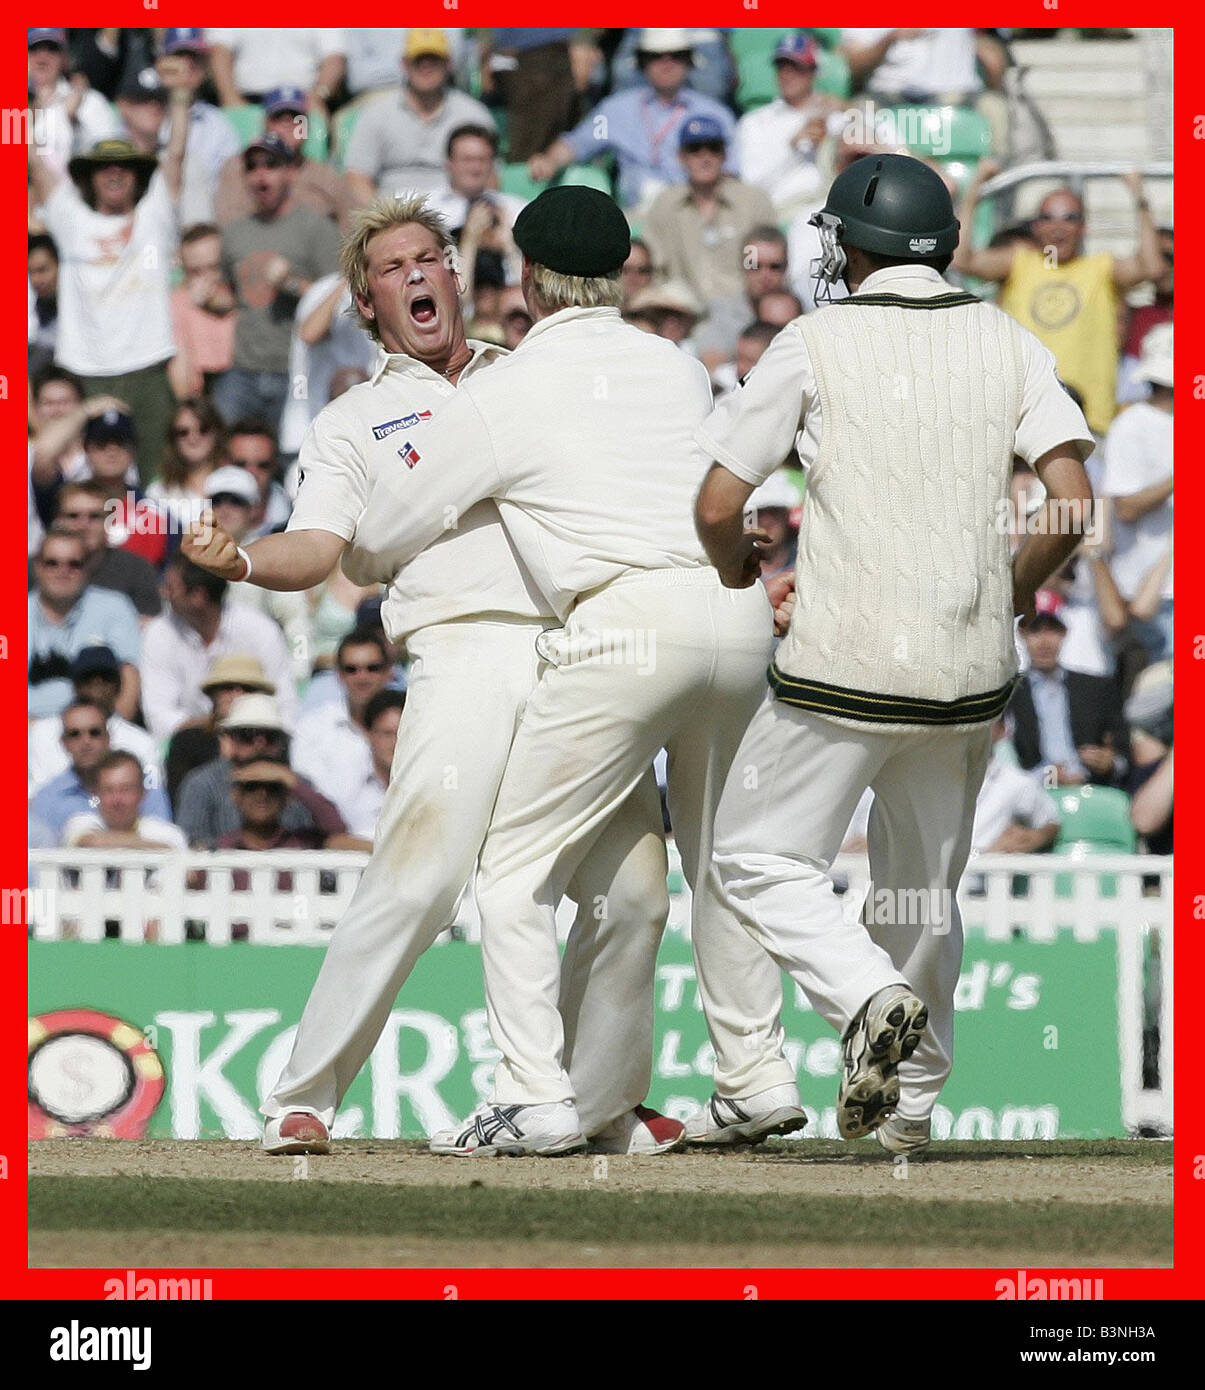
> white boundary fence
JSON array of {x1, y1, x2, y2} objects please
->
[{"x1": 27, "y1": 849, "x2": 1171, "y2": 1134}]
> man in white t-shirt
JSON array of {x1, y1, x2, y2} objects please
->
[
  {"x1": 841, "y1": 28, "x2": 981, "y2": 103},
  {"x1": 30, "y1": 80, "x2": 190, "y2": 485},
  {"x1": 62, "y1": 750, "x2": 187, "y2": 851},
  {"x1": 1099, "y1": 324, "x2": 1173, "y2": 658},
  {"x1": 27, "y1": 29, "x2": 120, "y2": 179},
  {"x1": 206, "y1": 28, "x2": 345, "y2": 116}
]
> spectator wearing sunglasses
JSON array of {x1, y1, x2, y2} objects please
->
[
  {"x1": 29, "y1": 646, "x2": 164, "y2": 798},
  {"x1": 31, "y1": 700, "x2": 170, "y2": 837},
  {"x1": 52, "y1": 480, "x2": 162, "y2": 619},
  {"x1": 29, "y1": 529, "x2": 141, "y2": 721},
  {"x1": 954, "y1": 161, "x2": 1168, "y2": 435},
  {"x1": 175, "y1": 693, "x2": 345, "y2": 848},
  {"x1": 223, "y1": 419, "x2": 293, "y2": 540},
  {"x1": 290, "y1": 628, "x2": 395, "y2": 824},
  {"x1": 146, "y1": 397, "x2": 227, "y2": 529},
  {"x1": 643, "y1": 116, "x2": 774, "y2": 369}
]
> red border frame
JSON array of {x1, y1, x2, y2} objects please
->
[{"x1": 5, "y1": 5, "x2": 1197, "y2": 1302}]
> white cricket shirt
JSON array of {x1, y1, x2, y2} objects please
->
[
  {"x1": 288, "y1": 340, "x2": 552, "y2": 643},
  {"x1": 347, "y1": 307, "x2": 715, "y2": 619}
]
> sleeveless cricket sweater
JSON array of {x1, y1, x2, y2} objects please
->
[{"x1": 771, "y1": 290, "x2": 1024, "y2": 731}]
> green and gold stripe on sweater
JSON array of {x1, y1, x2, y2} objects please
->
[{"x1": 768, "y1": 662, "x2": 1015, "y2": 726}]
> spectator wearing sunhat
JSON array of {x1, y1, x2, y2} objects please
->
[
  {"x1": 28, "y1": 645, "x2": 164, "y2": 798},
  {"x1": 163, "y1": 653, "x2": 275, "y2": 809},
  {"x1": 344, "y1": 29, "x2": 496, "y2": 204},
  {"x1": 528, "y1": 28, "x2": 736, "y2": 210},
  {"x1": 216, "y1": 132, "x2": 341, "y2": 429},
  {"x1": 745, "y1": 470, "x2": 803, "y2": 582},
  {"x1": 1100, "y1": 323, "x2": 1174, "y2": 660},
  {"x1": 175, "y1": 692, "x2": 346, "y2": 848},
  {"x1": 644, "y1": 115, "x2": 774, "y2": 366},
  {"x1": 214, "y1": 87, "x2": 356, "y2": 232},
  {"x1": 624, "y1": 279, "x2": 704, "y2": 350},
  {"x1": 1007, "y1": 603, "x2": 1130, "y2": 788},
  {"x1": 735, "y1": 35, "x2": 846, "y2": 221},
  {"x1": 202, "y1": 466, "x2": 314, "y2": 686},
  {"x1": 26, "y1": 29, "x2": 120, "y2": 179},
  {"x1": 30, "y1": 59, "x2": 192, "y2": 485}
]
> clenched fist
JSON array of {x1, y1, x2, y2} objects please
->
[{"x1": 182, "y1": 516, "x2": 250, "y2": 581}]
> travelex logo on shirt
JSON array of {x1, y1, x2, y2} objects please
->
[{"x1": 372, "y1": 411, "x2": 432, "y2": 440}]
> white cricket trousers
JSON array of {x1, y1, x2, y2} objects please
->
[
  {"x1": 477, "y1": 568, "x2": 795, "y2": 1108},
  {"x1": 712, "y1": 698, "x2": 994, "y2": 1117},
  {"x1": 264, "y1": 617, "x2": 671, "y2": 1136}
]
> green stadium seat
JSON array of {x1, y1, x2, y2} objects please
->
[
  {"x1": 883, "y1": 104, "x2": 991, "y2": 162},
  {"x1": 1047, "y1": 784, "x2": 1136, "y2": 900},
  {"x1": 500, "y1": 161, "x2": 614, "y2": 202},
  {"x1": 813, "y1": 47, "x2": 851, "y2": 99}
]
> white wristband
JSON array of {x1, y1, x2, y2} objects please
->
[{"x1": 235, "y1": 546, "x2": 253, "y2": 582}]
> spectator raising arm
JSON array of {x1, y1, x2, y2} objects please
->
[
  {"x1": 1130, "y1": 539, "x2": 1174, "y2": 623},
  {"x1": 206, "y1": 41, "x2": 244, "y2": 108},
  {"x1": 157, "y1": 59, "x2": 193, "y2": 200},
  {"x1": 1112, "y1": 169, "x2": 1168, "y2": 291},
  {"x1": 951, "y1": 158, "x2": 1014, "y2": 283}
]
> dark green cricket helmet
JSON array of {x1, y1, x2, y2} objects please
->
[{"x1": 809, "y1": 153, "x2": 960, "y2": 289}]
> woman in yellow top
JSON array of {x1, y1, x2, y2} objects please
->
[{"x1": 954, "y1": 162, "x2": 1166, "y2": 436}]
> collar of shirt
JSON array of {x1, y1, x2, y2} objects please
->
[
  {"x1": 853, "y1": 263, "x2": 952, "y2": 298},
  {"x1": 520, "y1": 305, "x2": 622, "y2": 347},
  {"x1": 371, "y1": 337, "x2": 506, "y2": 386},
  {"x1": 1027, "y1": 666, "x2": 1066, "y2": 690}
]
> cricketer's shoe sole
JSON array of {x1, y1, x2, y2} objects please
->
[
  {"x1": 429, "y1": 1133, "x2": 587, "y2": 1158},
  {"x1": 838, "y1": 987, "x2": 928, "y2": 1140}
]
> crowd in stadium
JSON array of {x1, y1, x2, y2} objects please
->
[{"x1": 27, "y1": 26, "x2": 1173, "y2": 884}]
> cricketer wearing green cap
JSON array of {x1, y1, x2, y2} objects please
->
[{"x1": 348, "y1": 181, "x2": 809, "y2": 1156}]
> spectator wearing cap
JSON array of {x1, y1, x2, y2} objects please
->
[
  {"x1": 29, "y1": 375, "x2": 122, "y2": 502},
  {"x1": 52, "y1": 481, "x2": 162, "y2": 618},
  {"x1": 1006, "y1": 612, "x2": 1130, "y2": 788},
  {"x1": 31, "y1": 700, "x2": 171, "y2": 837},
  {"x1": 63, "y1": 750, "x2": 187, "y2": 852},
  {"x1": 735, "y1": 35, "x2": 845, "y2": 222},
  {"x1": 167, "y1": 229, "x2": 238, "y2": 401},
  {"x1": 343, "y1": 29, "x2": 472, "y2": 105},
  {"x1": 202, "y1": 466, "x2": 313, "y2": 684},
  {"x1": 214, "y1": 87, "x2": 356, "y2": 233},
  {"x1": 26, "y1": 29, "x2": 120, "y2": 179},
  {"x1": 223, "y1": 420, "x2": 293, "y2": 539},
  {"x1": 290, "y1": 628, "x2": 395, "y2": 824},
  {"x1": 29, "y1": 529, "x2": 141, "y2": 721},
  {"x1": 30, "y1": 64, "x2": 193, "y2": 485},
  {"x1": 176, "y1": 693, "x2": 345, "y2": 848},
  {"x1": 216, "y1": 133, "x2": 341, "y2": 430},
  {"x1": 955, "y1": 164, "x2": 1167, "y2": 436},
  {"x1": 644, "y1": 117, "x2": 774, "y2": 351},
  {"x1": 153, "y1": 31, "x2": 241, "y2": 225},
  {"x1": 29, "y1": 646, "x2": 164, "y2": 798},
  {"x1": 207, "y1": 28, "x2": 346, "y2": 119},
  {"x1": 140, "y1": 551, "x2": 298, "y2": 740},
  {"x1": 1099, "y1": 324, "x2": 1173, "y2": 661},
  {"x1": 528, "y1": 29, "x2": 736, "y2": 211},
  {"x1": 1125, "y1": 660, "x2": 1172, "y2": 854},
  {"x1": 114, "y1": 61, "x2": 171, "y2": 160},
  {"x1": 38, "y1": 407, "x2": 170, "y2": 568},
  {"x1": 968, "y1": 719, "x2": 1061, "y2": 857},
  {"x1": 28, "y1": 232, "x2": 59, "y2": 374},
  {"x1": 344, "y1": 30, "x2": 496, "y2": 204},
  {"x1": 164, "y1": 653, "x2": 275, "y2": 808}
]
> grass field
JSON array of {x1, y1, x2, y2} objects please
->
[{"x1": 28, "y1": 1138, "x2": 1171, "y2": 1269}]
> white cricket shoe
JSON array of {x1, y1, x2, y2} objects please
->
[
  {"x1": 588, "y1": 1105, "x2": 686, "y2": 1155},
  {"x1": 838, "y1": 984, "x2": 928, "y2": 1140},
  {"x1": 262, "y1": 1111, "x2": 331, "y2": 1155},
  {"x1": 429, "y1": 1099, "x2": 587, "y2": 1157},
  {"x1": 874, "y1": 1115, "x2": 933, "y2": 1156},
  {"x1": 683, "y1": 1083, "x2": 808, "y2": 1145}
]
